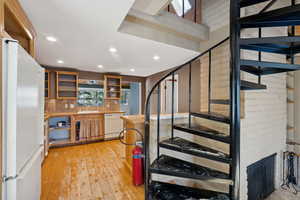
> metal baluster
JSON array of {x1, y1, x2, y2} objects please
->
[
  {"x1": 182, "y1": 0, "x2": 185, "y2": 18},
  {"x1": 171, "y1": 73, "x2": 175, "y2": 139},
  {"x1": 208, "y1": 50, "x2": 212, "y2": 113},
  {"x1": 189, "y1": 63, "x2": 192, "y2": 127},
  {"x1": 157, "y1": 84, "x2": 161, "y2": 158},
  {"x1": 258, "y1": 28, "x2": 262, "y2": 84},
  {"x1": 194, "y1": 0, "x2": 197, "y2": 23},
  {"x1": 168, "y1": 5, "x2": 170, "y2": 12},
  {"x1": 297, "y1": 156, "x2": 299, "y2": 185},
  {"x1": 291, "y1": 0, "x2": 296, "y2": 65}
]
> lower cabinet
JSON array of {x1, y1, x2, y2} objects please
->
[
  {"x1": 104, "y1": 113, "x2": 124, "y2": 140},
  {"x1": 73, "y1": 114, "x2": 104, "y2": 142}
]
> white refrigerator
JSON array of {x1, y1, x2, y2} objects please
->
[{"x1": 2, "y1": 38, "x2": 44, "y2": 200}]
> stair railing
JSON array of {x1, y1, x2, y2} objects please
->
[{"x1": 143, "y1": 36, "x2": 230, "y2": 198}]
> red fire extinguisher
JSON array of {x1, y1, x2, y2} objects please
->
[
  {"x1": 119, "y1": 128, "x2": 144, "y2": 186},
  {"x1": 132, "y1": 144, "x2": 144, "y2": 186}
]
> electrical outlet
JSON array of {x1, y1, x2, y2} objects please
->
[
  {"x1": 70, "y1": 104, "x2": 75, "y2": 109},
  {"x1": 65, "y1": 104, "x2": 68, "y2": 109}
]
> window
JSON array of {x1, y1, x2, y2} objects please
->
[
  {"x1": 77, "y1": 87, "x2": 104, "y2": 106},
  {"x1": 120, "y1": 89, "x2": 130, "y2": 105},
  {"x1": 171, "y1": 0, "x2": 192, "y2": 17}
]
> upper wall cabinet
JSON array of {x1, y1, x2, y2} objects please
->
[
  {"x1": 2, "y1": 0, "x2": 36, "y2": 56},
  {"x1": 56, "y1": 71, "x2": 78, "y2": 100},
  {"x1": 104, "y1": 75, "x2": 122, "y2": 100},
  {"x1": 45, "y1": 70, "x2": 50, "y2": 99}
]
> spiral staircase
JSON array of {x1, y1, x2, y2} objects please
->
[{"x1": 144, "y1": 0, "x2": 300, "y2": 199}]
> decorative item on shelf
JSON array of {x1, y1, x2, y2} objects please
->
[
  {"x1": 45, "y1": 70, "x2": 50, "y2": 98},
  {"x1": 104, "y1": 75, "x2": 122, "y2": 100},
  {"x1": 56, "y1": 71, "x2": 78, "y2": 99}
]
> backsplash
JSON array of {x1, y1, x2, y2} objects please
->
[{"x1": 45, "y1": 99, "x2": 120, "y2": 113}]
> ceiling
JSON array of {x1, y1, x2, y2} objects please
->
[{"x1": 19, "y1": 0, "x2": 198, "y2": 77}]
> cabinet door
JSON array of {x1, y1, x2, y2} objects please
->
[{"x1": 105, "y1": 114, "x2": 123, "y2": 138}]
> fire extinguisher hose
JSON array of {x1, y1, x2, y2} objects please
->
[{"x1": 118, "y1": 128, "x2": 144, "y2": 146}]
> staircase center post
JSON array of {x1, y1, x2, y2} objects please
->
[{"x1": 230, "y1": 0, "x2": 241, "y2": 199}]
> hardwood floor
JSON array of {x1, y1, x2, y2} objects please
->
[{"x1": 41, "y1": 140, "x2": 144, "y2": 200}]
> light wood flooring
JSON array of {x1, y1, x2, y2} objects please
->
[{"x1": 41, "y1": 140, "x2": 144, "y2": 200}]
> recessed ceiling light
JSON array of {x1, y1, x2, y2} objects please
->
[
  {"x1": 46, "y1": 36, "x2": 57, "y2": 42},
  {"x1": 57, "y1": 60, "x2": 64, "y2": 64},
  {"x1": 109, "y1": 47, "x2": 117, "y2": 53},
  {"x1": 153, "y1": 55, "x2": 160, "y2": 61},
  {"x1": 130, "y1": 68, "x2": 135, "y2": 72},
  {"x1": 98, "y1": 65, "x2": 103, "y2": 68}
]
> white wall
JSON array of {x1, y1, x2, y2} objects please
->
[{"x1": 294, "y1": 69, "x2": 300, "y2": 154}]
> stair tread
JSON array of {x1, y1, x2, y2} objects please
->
[
  {"x1": 240, "y1": 4, "x2": 300, "y2": 28},
  {"x1": 210, "y1": 99, "x2": 230, "y2": 105},
  {"x1": 241, "y1": 42, "x2": 300, "y2": 55},
  {"x1": 240, "y1": 0, "x2": 271, "y2": 8},
  {"x1": 241, "y1": 80, "x2": 267, "y2": 90},
  {"x1": 150, "y1": 155, "x2": 232, "y2": 182},
  {"x1": 241, "y1": 65, "x2": 294, "y2": 76},
  {"x1": 160, "y1": 137, "x2": 231, "y2": 164},
  {"x1": 190, "y1": 111, "x2": 230, "y2": 124},
  {"x1": 149, "y1": 181, "x2": 230, "y2": 200},
  {"x1": 174, "y1": 123, "x2": 230, "y2": 143},
  {"x1": 241, "y1": 59, "x2": 300, "y2": 70}
]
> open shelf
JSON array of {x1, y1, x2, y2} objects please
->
[
  {"x1": 45, "y1": 70, "x2": 50, "y2": 98},
  {"x1": 49, "y1": 126, "x2": 71, "y2": 131},
  {"x1": 56, "y1": 71, "x2": 78, "y2": 99},
  {"x1": 104, "y1": 75, "x2": 122, "y2": 100}
]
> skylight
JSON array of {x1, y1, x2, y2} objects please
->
[{"x1": 171, "y1": 0, "x2": 192, "y2": 17}]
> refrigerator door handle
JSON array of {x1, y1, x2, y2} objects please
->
[{"x1": 2, "y1": 175, "x2": 18, "y2": 183}]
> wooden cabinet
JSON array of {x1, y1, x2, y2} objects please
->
[
  {"x1": 45, "y1": 70, "x2": 50, "y2": 99},
  {"x1": 104, "y1": 113, "x2": 124, "y2": 139},
  {"x1": 56, "y1": 71, "x2": 78, "y2": 99},
  {"x1": 48, "y1": 116, "x2": 72, "y2": 147},
  {"x1": 104, "y1": 75, "x2": 122, "y2": 100},
  {"x1": 73, "y1": 114, "x2": 104, "y2": 142}
]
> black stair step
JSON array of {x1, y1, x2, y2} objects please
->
[
  {"x1": 159, "y1": 137, "x2": 231, "y2": 164},
  {"x1": 240, "y1": 0, "x2": 271, "y2": 8},
  {"x1": 240, "y1": 36, "x2": 300, "y2": 55},
  {"x1": 241, "y1": 59, "x2": 300, "y2": 70},
  {"x1": 211, "y1": 99, "x2": 230, "y2": 105},
  {"x1": 240, "y1": 4, "x2": 300, "y2": 28},
  {"x1": 149, "y1": 181, "x2": 230, "y2": 200},
  {"x1": 190, "y1": 112, "x2": 230, "y2": 124},
  {"x1": 241, "y1": 80, "x2": 267, "y2": 90},
  {"x1": 174, "y1": 124, "x2": 231, "y2": 144},
  {"x1": 150, "y1": 155, "x2": 232, "y2": 184},
  {"x1": 240, "y1": 65, "x2": 295, "y2": 75}
]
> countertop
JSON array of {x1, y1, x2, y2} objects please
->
[
  {"x1": 121, "y1": 113, "x2": 189, "y2": 124},
  {"x1": 45, "y1": 110, "x2": 125, "y2": 120}
]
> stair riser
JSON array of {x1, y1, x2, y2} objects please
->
[
  {"x1": 174, "y1": 130, "x2": 230, "y2": 155},
  {"x1": 159, "y1": 143, "x2": 231, "y2": 164},
  {"x1": 190, "y1": 112, "x2": 230, "y2": 124},
  {"x1": 151, "y1": 174, "x2": 230, "y2": 194},
  {"x1": 160, "y1": 148, "x2": 230, "y2": 174},
  {"x1": 151, "y1": 172, "x2": 233, "y2": 185},
  {"x1": 192, "y1": 117, "x2": 230, "y2": 135}
]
